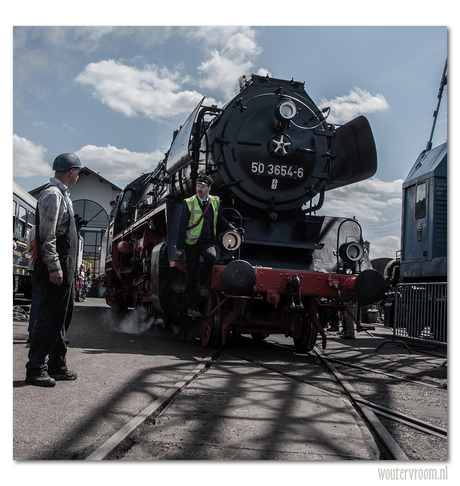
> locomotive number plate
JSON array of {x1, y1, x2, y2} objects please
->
[{"x1": 250, "y1": 162, "x2": 304, "y2": 180}]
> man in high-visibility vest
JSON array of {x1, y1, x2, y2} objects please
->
[{"x1": 176, "y1": 174, "x2": 234, "y2": 318}]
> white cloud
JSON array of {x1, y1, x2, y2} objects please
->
[
  {"x1": 320, "y1": 88, "x2": 390, "y2": 124},
  {"x1": 368, "y1": 235, "x2": 400, "y2": 260},
  {"x1": 184, "y1": 26, "x2": 257, "y2": 50},
  {"x1": 195, "y1": 28, "x2": 267, "y2": 100},
  {"x1": 321, "y1": 178, "x2": 402, "y2": 222},
  {"x1": 75, "y1": 144, "x2": 165, "y2": 186},
  {"x1": 197, "y1": 50, "x2": 253, "y2": 99},
  {"x1": 222, "y1": 31, "x2": 262, "y2": 64},
  {"x1": 75, "y1": 60, "x2": 210, "y2": 120},
  {"x1": 345, "y1": 177, "x2": 403, "y2": 196},
  {"x1": 17, "y1": 26, "x2": 169, "y2": 57},
  {"x1": 31, "y1": 121, "x2": 49, "y2": 129},
  {"x1": 13, "y1": 135, "x2": 52, "y2": 178},
  {"x1": 75, "y1": 27, "x2": 269, "y2": 117}
]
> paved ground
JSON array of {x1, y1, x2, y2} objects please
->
[
  {"x1": 13, "y1": 298, "x2": 378, "y2": 461},
  {"x1": 119, "y1": 351, "x2": 377, "y2": 460},
  {"x1": 13, "y1": 298, "x2": 213, "y2": 460}
]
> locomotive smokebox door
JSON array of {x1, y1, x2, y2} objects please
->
[{"x1": 214, "y1": 80, "x2": 331, "y2": 211}]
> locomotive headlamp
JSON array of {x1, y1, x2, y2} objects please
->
[
  {"x1": 339, "y1": 241, "x2": 365, "y2": 263},
  {"x1": 275, "y1": 100, "x2": 297, "y2": 121},
  {"x1": 219, "y1": 229, "x2": 243, "y2": 251}
]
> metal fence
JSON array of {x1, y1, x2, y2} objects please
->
[{"x1": 394, "y1": 282, "x2": 447, "y2": 345}]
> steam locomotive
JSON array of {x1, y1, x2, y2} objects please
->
[{"x1": 104, "y1": 74, "x2": 386, "y2": 351}]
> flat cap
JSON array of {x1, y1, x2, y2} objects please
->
[{"x1": 196, "y1": 174, "x2": 213, "y2": 186}]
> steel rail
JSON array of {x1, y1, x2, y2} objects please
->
[
  {"x1": 314, "y1": 347, "x2": 409, "y2": 461},
  {"x1": 85, "y1": 350, "x2": 219, "y2": 460},
  {"x1": 325, "y1": 356, "x2": 446, "y2": 390},
  {"x1": 269, "y1": 339, "x2": 446, "y2": 389},
  {"x1": 355, "y1": 399, "x2": 447, "y2": 439}
]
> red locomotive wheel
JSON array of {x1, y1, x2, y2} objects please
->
[
  {"x1": 293, "y1": 314, "x2": 318, "y2": 353},
  {"x1": 201, "y1": 292, "x2": 222, "y2": 348}
]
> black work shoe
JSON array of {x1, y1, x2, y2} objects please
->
[
  {"x1": 49, "y1": 370, "x2": 77, "y2": 381},
  {"x1": 188, "y1": 308, "x2": 202, "y2": 318},
  {"x1": 25, "y1": 372, "x2": 56, "y2": 387},
  {"x1": 196, "y1": 284, "x2": 210, "y2": 297}
]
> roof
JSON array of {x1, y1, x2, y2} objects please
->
[
  {"x1": 79, "y1": 166, "x2": 123, "y2": 191},
  {"x1": 13, "y1": 180, "x2": 38, "y2": 207},
  {"x1": 29, "y1": 166, "x2": 122, "y2": 198},
  {"x1": 403, "y1": 142, "x2": 447, "y2": 188}
]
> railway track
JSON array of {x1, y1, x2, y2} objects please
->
[
  {"x1": 85, "y1": 350, "x2": 219, "y2": 460},
  {"x1": 83, "y1": 333, "x2": 447, "y2": 461},
  {"x1": 314, "y1": 349, "x2": 446, "y2": 460},
  {"x1": 314, "y1": 339, "x2": 447, "y2": 461}
]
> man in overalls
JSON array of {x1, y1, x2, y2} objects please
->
[
  {"x1": 175, "y1": 174, "x2": 234, "y2": 318},
  {"x1": 25, "y1": 153, "x2": 81, "y2": 387}
]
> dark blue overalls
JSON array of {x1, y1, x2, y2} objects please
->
[{"x1": 25, "y1": 186, "x2": 78, "y2": 377}]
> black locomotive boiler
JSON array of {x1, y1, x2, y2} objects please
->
[{"x1": 104, "y1": 74, "x2": 386, "y2": 350}]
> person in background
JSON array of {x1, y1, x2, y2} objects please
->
[
  {"x1": 26, "y1": 225, "x2": 40, "y2": 343},
  {"x1": 75, "y1": 264, "x2": 85, "y2": 302},
  {"x1": 109, "y1": 200, "x2": 116, "y2": 222},
  {"x1": 340, "y1": 311, "x2": 356, "y2": 340},
  {"x1": 82, "y1": 276, "x2": 88, "y2": 301}
]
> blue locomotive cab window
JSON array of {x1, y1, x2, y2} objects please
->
[{"x1": 415, "y1": 182, "x2": 426, "y2": 220}]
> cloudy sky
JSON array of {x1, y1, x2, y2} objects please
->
[{"x1": 10, "y1": 16, "x2": 448, "y2": 261}]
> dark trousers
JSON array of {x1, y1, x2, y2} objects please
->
[
  {"x1": 26, "y1": 270, "x2": 75, "y2": 376},
  {"x1": 27, "y1": 273, "x2": 40, "y2": 336},
  {"x1": 184, "y1": 240, "x2": 216, "y2": 309}
]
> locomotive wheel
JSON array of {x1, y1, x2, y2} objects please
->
[
  {"x1": 293, "y1": 314, "x2": 318, "y2": 353},
  {"x1": 201, "y1": 292, "x2": 222, "y2": 348}
]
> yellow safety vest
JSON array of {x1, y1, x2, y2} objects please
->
[{"x1": 185, "y1": 195, "x2": 219, "y2": 245}]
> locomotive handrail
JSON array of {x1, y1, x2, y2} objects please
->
[
  {"x1": 304, "y1": 189, "x2": 325, "y2": 214},
  {"x1": 190, "y1": 105, "x2": 223, "y2": 183}
]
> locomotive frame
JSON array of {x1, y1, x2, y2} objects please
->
[{"x1": 104, "y1": 74, "x2": 386, "y2": 351}]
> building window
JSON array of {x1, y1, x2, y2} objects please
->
[
  {"x1": 415, "y1": 182, "x2": 427, "y2": 220},
  {"x1": 79, "y1": 228, "x2": 104, "y2": 279},
  {"x1": 73, "y1": 200, "x2": 108, "y2": 228},
  {"x1": 73, "y1": 200, "x2": 109, "y2": 279}
]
